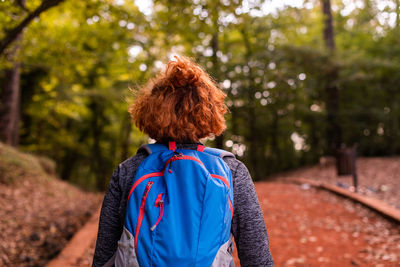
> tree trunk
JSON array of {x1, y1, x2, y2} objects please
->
[
  {"x1": 322, "y1": 0, "x2": 335, "y2": 52},
  {"x1": 60, "y1": 150, "x2": 78, "y2": 181},
  {"x1": 0, "y1": 35, "x2": 22, "y2": 146},
  {"x1": 210, "y1": 5, "x2": 224, "y2": 148},
  {"x1": 388, "y1": 101, "x2": 399, "y2": 155},
  {"x1": 321, "y1": 0, "x2": 342, "y2": 155},
  {"x1": 212, "y1": 31, "x2": 224, "y2": 149},
  {"x1": 396, "y1": 0, "x2": 400, "y2": 28},
  {"x1": 271, "y1": 112, "x2": 280, "y2": 170},
  {"x1": 0, "y1": 0, "x2": 61, "y2": 145},
  {"x1": 309, "y1": 115, "x2": 320, "y2": 162},
  {"x1": 90, "y1": 100, "x2": 108, "y2": 191},
  {"x1": 119, "y1": 112, "x2": 132, "y2": 161},
  {"x1": 241, "y1": 28, "x2": 261, "y2": 180}
]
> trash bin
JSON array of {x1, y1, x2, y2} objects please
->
[
  {"x1": 336, "y1": 147, "x2": 356, "y2": 176},
  {"x1": 336, "y1": 145, "x2": 358, "y2": 191}
]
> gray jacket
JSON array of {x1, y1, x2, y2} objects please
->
[{"x1": 93, "y1": 142, "x2": 274, "y2": 267}]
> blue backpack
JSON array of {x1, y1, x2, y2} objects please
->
[{"x1": 115, "y1": 142, "x2": 235, "y2": 267}]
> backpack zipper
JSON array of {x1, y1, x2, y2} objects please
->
[
  {"x1": 127, "y1": 155, "x2": 204, "y2": 200},
  {"x1": 165, "y1": 154, "x2": 204, "y2": 173},
  {"x1": 134, "y1": 181, "x2": 154, "y2": 254},
  {"x1": 150, "y1": 193, "x2": 164, "y2": 231},
  {"x1": 167, "y1": 153, "x2": 182, "y2": 173}
]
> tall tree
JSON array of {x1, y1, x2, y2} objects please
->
[
  {"x1": 241, "y1": 24, "x2": 261, "y2": 179},
  {"x1": 321, "y1": 0, "x2": 342, "y2": 154},
  {"x1": 397, "y1": 0, "x2": 400, "y2": 28},
  {"x1": 0, "y1": 35, "x2": 21, "y2": 146},
  {"x1": 0, "y1": 0, "x2": 65, "y2": 146},
  {"x1": 210, "y1": 2, "x2": 224, "y2": 149}
]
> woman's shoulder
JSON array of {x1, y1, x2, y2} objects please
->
[
  {"x1": 119, "y1": 150, "x2": 147, "y2": 168},
  {"x1": 221, "y1": 156, "x2": 251, "y2": 183},
  {"x1": 115, "y1": 150, "x2": 148, "y2": 185},
  {"x1": 116, "y1": 146, "x2": 250, "y2": 187}
]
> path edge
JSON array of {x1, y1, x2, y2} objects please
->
[
  {"x1": 46, "y1": 206, "x2": 101, "y2": 267},
  {"x1": 286, "y1": 178, "x2": 400, "y2": 224}
]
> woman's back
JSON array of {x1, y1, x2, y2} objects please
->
[{"x1": 92, "y1": 57, "x2": 274, "y2": 267}]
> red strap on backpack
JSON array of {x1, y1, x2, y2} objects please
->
[
  {"x1": 170, "y1": 141, "x2": 205, "y2": 152},
  {"x1": 196, "y1": 145, "x2": 205, "y2": 152},
  {"x1": 168, "y1": 141, "x2": 176, "y2": 151}
]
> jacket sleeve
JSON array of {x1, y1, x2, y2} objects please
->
[
  {"x1": 231, "y1": 161, "x2": 274, "y2": 267},
  {"x1": 92, "y1": 166, "x2": 124, "y2": 267}
]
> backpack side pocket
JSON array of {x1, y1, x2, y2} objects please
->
[{"x1": 115, "y1": 227, "x2": 139, "y2": 267}]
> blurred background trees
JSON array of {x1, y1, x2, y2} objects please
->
[{"x1": 1, "y1": 0, "x2": 399, "y2": 189}]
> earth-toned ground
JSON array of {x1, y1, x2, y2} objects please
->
[
  {"x1": 76, "y1": 182, "x2": 400, "y2": 267},
  {"x1": 0, "y1": 143, "x2": 102, "y2": 266},
  {"x1": 3, "y1": 145, "x2": 398, "y2": 267},
  {"x1": 273, "y1": 157, "x2": 400, "y2": 210},
  {"x1": 0, "y1": 178, "x2": 102, "y2": 267},
  {"x1": 259, "y1": 183, "x2": 399, "y2": 267}
]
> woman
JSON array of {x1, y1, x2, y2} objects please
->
[{"x1": 92, "y1": 56, "x2": 274, "y2": 267}]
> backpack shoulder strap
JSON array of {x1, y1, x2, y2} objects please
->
[
  {"x1": 137, "y1": 141, "x2": 183, "y2": 155},
  {"x1": 138, "y1": 143, "x2": 236, "y2": 159},
  {"x1": 137, "y1": 143, "x2": 168, "y2": 155},
  {"x1": 203, "y1": 147, "x2": 235, "y2": 159}
]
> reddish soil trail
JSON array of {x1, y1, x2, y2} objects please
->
[
  {"x1": 258, "y1": 183, "x2": 400, "y2": 266},
  {"x1": 273, "y1": 157, "x2": 400, "y2": 210},
  {"x1": 66, "y1": 182, "x2": 400, "y2": 267}
]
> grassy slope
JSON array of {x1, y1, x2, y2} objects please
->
[
  {"x1": 0, "y1": 142, "x2": 102, "y2": 266},
  {"x1": 0, "y1": 142, "x2": 52, "y2": 184}
]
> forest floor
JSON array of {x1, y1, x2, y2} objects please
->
[
  {"x1": 258, "y1": 183, "x2": 400, "y2": 266},
  {"x1": 76, "y1": 183, "x2": 400, "y2": 267},
  {"x1": 272, "y1": 157, "x2": 400, "y2": 210},
  {"x1": 0, "y1": 143, "x2": 102, "y2": 266},
  {"x1": 3, "y1": 146, "x2": 399, "y2": 266}
]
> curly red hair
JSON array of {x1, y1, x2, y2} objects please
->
[{"x1": 129, "y1": 56, "x2": 227, "y2": 142}]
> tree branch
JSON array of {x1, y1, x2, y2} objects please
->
[{"x1": 0, "y1": 0, "x2": 65, "y2": 56}]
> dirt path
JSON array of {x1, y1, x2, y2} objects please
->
[
  {"x1": 58, "y1": 182, "x2": 400, "y2": 267},
  {"x1": 272, "y1": 157, "x2": 400, "y2": 210},
  {"x1": 46, "y1": 208, "x2": 101, "y2": 267},
  {"x1": 259, "y1": 183, "x2": 400, "y2": 266}
]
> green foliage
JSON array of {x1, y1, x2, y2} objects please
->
[{"x1": 1, "y1": 0, "x2": 400, "y2": 187}]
